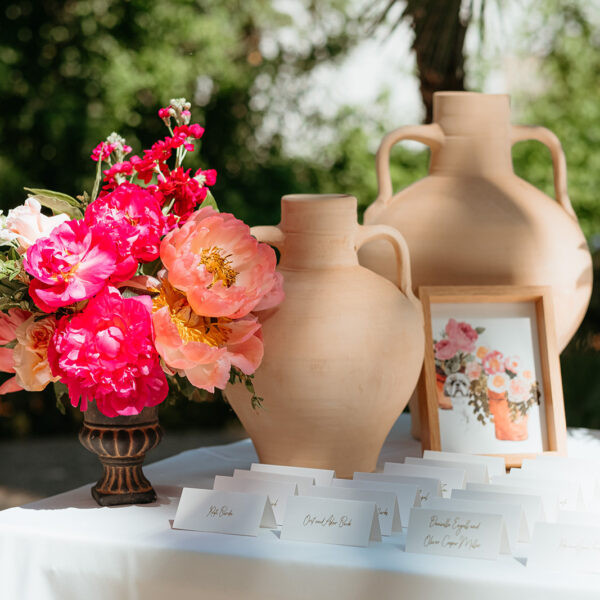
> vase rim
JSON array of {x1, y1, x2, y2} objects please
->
[{"x1": 282, "y1": 193, "x2": 354, "y2": 203}]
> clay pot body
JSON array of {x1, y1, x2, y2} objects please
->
[
  {"x1": 488, "y1": 393, "x2": 529, "y2": 441},
  {"x1": 79, "y1": 402, "x2": 162, "y2": 506},
  {"x1": 360, "y1": 92, "x2": 592, "y2": 353},
  {"x1": 225, "y1": 194, "x2": 424, "y2": 477}
]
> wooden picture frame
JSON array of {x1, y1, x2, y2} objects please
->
[{"x1": 418, "y1": 286, "x2": 567, "y2": 469}]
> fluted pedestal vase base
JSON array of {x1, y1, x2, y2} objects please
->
[{"x1": 78, "y1": 402, "x2": 163, "y2": 507}]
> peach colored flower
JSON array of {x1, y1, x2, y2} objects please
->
[
  {"x1": 465, "y1": 360, "x2": 482, "y2": 381},
  {"x1": 0, "y1": 308, "x2": 31, "y2": 395},
  {"x1": 1, "y1": 198, "x2": 70, "y2": 253},
  {"x1": 13, "y1": 315, "x2": 59, "y2": 392},
  {"x1": 504, "y1": 355, "x2": 522, "y2": 375},
  {"x1": 160, "y1": 206, "x2": 283, "y2": 319},
  {"x1": 482, "y1": 350, "x2": 505, "y2": 375},
  {"x1": 521, "y1": 369, "x2": 534, "y2": 383},
  {"x1": 152, "y1": 278, "x2": 263, "y2": 392},
  {"x1": 476, "y1": 346, "x2": 489, "y2": 360},
  {"x1": 508, "y1": 377, "x2": 530, "y2": 403},
  {"x1": 488, "y1": 373, "x2": 508, "y2": 394}
]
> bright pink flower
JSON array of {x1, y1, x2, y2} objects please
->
[
  {"x1": 0, "y1": 308, "x2": 31, "y2": 395},
  {"x1": 158, "y1": 107, "x2": 171, "y2": 120},
  {"x1": 102, "y1": 160, "x2": 135, "y2": 192},
  {"x1": 85, "y1": 182, "x2": 167, "y2": 280},
  {"x1": 24, "y1": 220, "x2": 117, "y2": 312},
  {"x1": 153, "y1": 167, "x2": 209, "y2": 220},
  {"x1": 48, "y1": 287, "x2": 168, "y2": 417},
  {"x1": 482, "y1": 350, "x2": 505, "y2": 375},
  {"x1": 195, "y1": 168, "x2": 217, "y2": 186},
  {"x1": 445, "y1": 318, "x2": 478, "y2": 353},
  {"x1": 465, "y1": 360, "x2": 482, "y2": 381},
  {"x1": 91, "y1": 140, "x2": 132, "y2": 162},
  {"x1": 160, "y1": 207, "x2": 284, "y2": 319},
  {"x1": 152, "y1": 279, "x2": 263, "y2": 392},
  {"x1": 435, "y1": 338, "x2": 457, "y2": 361}
]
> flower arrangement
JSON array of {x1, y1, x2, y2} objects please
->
[{"x1": 0, "y1": 98, "x2": 283, "y2": 418}]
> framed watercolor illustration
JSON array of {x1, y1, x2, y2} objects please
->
[{"x1": 418, "y1": 286, "x2": 567, "y2": 468}]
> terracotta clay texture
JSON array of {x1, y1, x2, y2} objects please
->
[
  {"x1": 359, "y1": 92, "x2": 592, "y2": 353},
  {"x1": 225, "y1": 194, "x2": 424, "y2": 477}
]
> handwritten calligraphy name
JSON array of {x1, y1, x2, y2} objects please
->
[
  {"x1": 206, "y1": 505, "x2": 234, "y2": 518},
  {"x1": 303, "y1": 513, "x2": 352, "y2": 528}
]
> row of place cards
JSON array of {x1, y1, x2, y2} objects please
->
[{"x1": 171, "y1": 452, "x2": 600, "y2": 574}]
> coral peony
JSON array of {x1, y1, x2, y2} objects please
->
[
  {"x1": 445, "y1": 318, "x2": 478, "y2": 353},
  {"x1": 435, "y1": 338, "x2": 457, "y2": 361},
  {"x1": 482, "y1": 350, "x2": 505, "y2": 375},
  {"x1": 152, "y1": 278, "x2": 263, "y2": 391},
  {"x1": 0, "y1": 308, "x2": 31, "y2": 394},
  {"x1": 465, "y1": 360, "x2": 482, "y2": 381},
  {"x1": 48, "y1": 287, "x2": 168, "y2": 416},
  {"x1": 24, "y1": 219, "x2": 117, "y2": 312},
  {"x1": 160, "y1": 206, "x2": 283, "y2": 319},
  {"x1": 0, "y1": 198, "x2": 70, "y2": 254},
  {"x1": 14, "y1": 315, "x2": 59, "y2": 391}
]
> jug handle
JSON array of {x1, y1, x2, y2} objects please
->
[
  {"x1": 510, "y1": 125, "x2": 576, "y2": 219},
  {"x1": 356, "y1": 224, "x2": 422, "y2": 316},
  {"x1": 250, "y1": 225, "x2": 285, "y2": 251},
  {"x1": 374, "y1": 123, "x2": 444, "y2": 209}
]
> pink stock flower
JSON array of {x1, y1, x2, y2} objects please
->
[
  {"x1": 85, "y1": 182, "x2": 167, "y2": 280},
  {"x1": 0, "y1": 309, "x2": 31, "y2": 395},
  {"x1": 24, "y1": 220, "x2": 118, "y2": 312},
  {"x1": 151, "y1": 167, "x2": 210, "y2": 220},
  {"x1": 465, "y1": 360, "x2": 482, "y2": 381},
  {"x1": 91, "y1": 140, "x2": 132, "y2": 162},
  {"x1": 482, "y1": 350, "x2": 505, "y2": 375},
  {"x1": 1, "y1": 198, "x2": 70, "y2": 254},
  {"x1": 13, "y1": 315, "x2": 59, "y2": 392},
  {"x1": 160, "y1": 207, "x2": 283, "y2": 319},
  {"x1": 152, "y1": 279, "x2": 263, "y2": 392},
  {"x1": 445, "y1": 318, "x2": 478, "y2": 353},
  {"x1": 48, "y1": 287, "x2": 168, "y2": 417},
  {"x1": 435, "y1": 338, "x2": 457, "y2": 361}
]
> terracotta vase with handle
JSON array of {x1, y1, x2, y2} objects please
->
[{"x1": 225, "y1": 194, "x2": 424, "y2": 477}]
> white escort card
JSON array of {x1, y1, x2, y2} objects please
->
[
  {"x1": 250, "y1": 463, "x2": 334, "y2": 487},
  {"x1": 403, "y1": 457, "x2": 489, "y2": 484},
  {"x1": 505, "y1": 470, "x2": 585, "y2": 511},
  {"x1": 380, "y1": 463, "x2": 466, "y2": 497},
  {"x1": 558, "y1": 510, "x2": 600, "y2": 527},
  {"x1": 330, "y1": 478, "x2": 420, "y2": 525},
  {"x1": 303, "y1": 485, "x2": 402, "y2": 535},
  {"x1": 423, "y1": 450, "x2": 506, "y2": 478},
  {"x1": 173, "y1": 488, "x2": 276, "y2": 537},
  {"x1": 280, "y1": 495, "x2": 381, "y2": 547},
  {"x1": 233, "y1": 468, "x2": 315, "y2": 494},
  {"x1": 406, "y1": 507, "x2": 510, "y2": 560},
  {"x1": 352, "y1": 472, "x2": 441, "y2": 505},
  {"x1": 213, "y1": 475, "x2": 297, "y2": 525},
  {"x1": 452, "y1": 488, "x2": 533, "y2": 540},
  {"x1": 427, "y1": 497, "x2": 524, "y2": 550},
  {"x1": 528, "y1": 522, "x2": 600, "y2": 574}
]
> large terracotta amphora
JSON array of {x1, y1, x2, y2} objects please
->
[
  {"x1": 359, "y1": 92, "x2": 592, "y2": 352},
  {"x1": 225, "y1": 194, "x2": 424, "y2": 477}
]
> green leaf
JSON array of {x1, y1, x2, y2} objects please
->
[
  {"x1": 199, "y1": 190, "x2": 219, "y2": 212},
  {"x1": 24, "y1": 188, "x2": 80, "y2": 207},
  {"x1": 26, "y1": 191, "x2": 83, "y2": 220},
  {"x1": 475, "y1": 327, "x2": 485, "y2": 334}
]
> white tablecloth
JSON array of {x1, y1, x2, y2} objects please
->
[{"x1": 1, "y1": 415, "x2": 600, "y2": 600}]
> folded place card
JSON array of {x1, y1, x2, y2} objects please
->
[
  {"x1": 528, "y1": 522, "x2": 600, "y2": 574},
  {"x1": 379, "y1": 463, "x2": 466, "y2": 497},
  {"x1": 250, "y1": 463, "x2": 335, "y2": 487},
  {"x1": 403, "y1": 457, "x2": 489, "y2": 484},
  {"x1": 213, "y1": 475, "x2": 297, "y2": 525},
  {"x1": 406, "y1": 507, "x2": 510, "y2": 560},
  {"x1": 423, "y1": 450, "x2": 505, "y2": 478},
  {"x1": 173, "y1": 488, "x2": 276, "y2": 536},
  {"x1": 330, "y1": 478, "x2": 420, "y2": 524},
  {"x1": 303, "y1": 485, "x2": 402, "y2": 535},
  {"x1": 558, "y1": 510, "x2": 600, "y2": 527},
  {"x1": 280, "y1": 495, "x2": 381, "y2": 547},
  {"x1": 352, "y1": 472, "x2": 441, "y2": 505},
  {"x1": 233, "y1": 468, "x2": 315, "y2": 495},
  {"x1": 427, "y1": 496, "x2": 524, "y2": 550},
  {"x1": 452, "y1": 488, "x2": 533, "y2": 540}
]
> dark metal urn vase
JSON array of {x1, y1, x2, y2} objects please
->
[{"x1": 78, "y1": 402, "x2": 163, "y2": 506}]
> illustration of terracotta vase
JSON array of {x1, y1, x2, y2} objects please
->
[
  {"x1": 487, "y1": 390, "x2": 529, "y2": 441},
  {"x1": 225, "y1": 194, "x2": 425, "y2": 478},
  {"x1": 435, "y1": 372, "x2": 452, "y2": 410}
]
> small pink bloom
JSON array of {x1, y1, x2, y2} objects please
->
[
  {"x1": 48, "y1": 287, "x2": 168, "y2": 417},
  {"x1": 24, "y1": 220, "x2": 117, "y2": 312},
  {"x1": 1, "y1": 198, "x2": 70, "y2": 254},
  {"x1": 0, "y1": 308, "x2": 31, "y2": 395},
  {"x1": 482, "y1": 350, "x2": 505, "y2": 375},
  {"x1": 445, "y1": 318, "x2": 478, "y2": 353},
  {"x1": 465, "y1": 360, "x2": 482, "y2": 381},
  {"x1": 160, "y1": 207, "x2": 283, "y2": 319},
  {"x1": 435, "y1": 338, "x2": 457, "y2": 361},
  {"x1": 508, "y1": 377, "x2": 530, "y2": 403},
  {"x1": 504, "y1": 355, "x2": 522, "y2": 374}
]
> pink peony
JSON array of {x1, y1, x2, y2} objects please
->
[
  {"x1": 445, "y1": 318, "x2": 478, "y2": 353},
  {"x1": 13, "y1": 315, "x2": 59, "y2": 391},
  {"x1": 85, "y1": 182, "x2": 167, "y2": 281},
  {"x1": 160, "y1": 207, "x2": 284, "y2": 319},
  {"x1": 435, "y1": 338, "x2": 457, "y2": 361},
  {"x1": 1, "y1": 198, "x2": 70, "y2": 253},
  {"x1": 465, "y1": 360, "x2": 482, "y2": 381},
  {"x1": 482, "y1": 350, "x2": 505, "y2": 375},
  {"x1": 0, "y1": 308, "x2": 31, "y2": 395},
  {"x1": 24, "y1": 220, "x2": 118, "y2": 312},
  {"x1": 152, "y1": 279, "x2": 263, "y2": 392},
  {"x1": 48, "y1": 287, "x2": 168, "y2": 416}
]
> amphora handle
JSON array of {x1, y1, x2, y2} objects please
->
[{"x1": 251, "y1": 225, "x2": 285, "y2": 250}]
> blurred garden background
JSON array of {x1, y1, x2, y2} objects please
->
[{"x1": 0, "y1": 0, "x2": 599, "y2": 494}]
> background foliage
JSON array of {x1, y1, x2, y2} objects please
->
[{"x1": 0, "y1": 0, "x2": 598, "y2": 436}]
